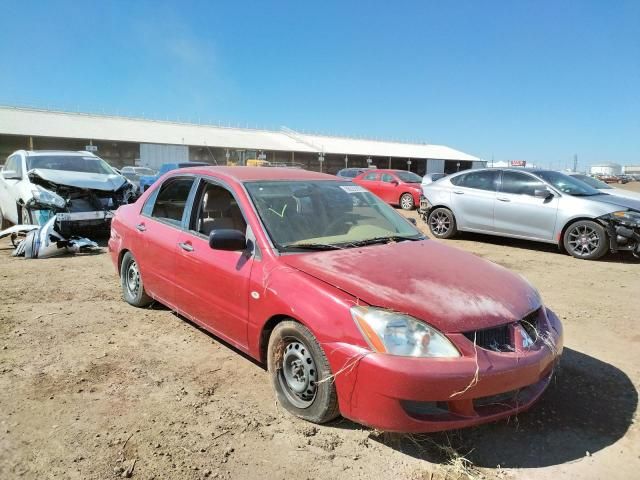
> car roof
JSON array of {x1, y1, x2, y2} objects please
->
[
  {"x1": 19, "y1": 150, "x2": 97, "y2": 157},
  {"x1": 174, "y1": 166, "x2": 339, "y2": 183}
]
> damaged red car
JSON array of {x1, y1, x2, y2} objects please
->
[{"x1": 108, "y1": 167, "x2": 563, "y2": 432}]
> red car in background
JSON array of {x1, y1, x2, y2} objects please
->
[
  {"x1": 353, "y1": 169, "x2": 423, "y2": 210},
  {"x1": 108, "y1": 166, "x2": 563, "y2": 433}
]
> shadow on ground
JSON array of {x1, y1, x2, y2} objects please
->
[
  {"x1": 450, "y1": 231, "x2": 640, "y2": 264},
  {"x1": 367, "y1": 347, "x2": 637, "y2": 468}
]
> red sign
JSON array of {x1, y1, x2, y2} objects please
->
[{"x1": 510, "y1": 160, "x2": 526, "y2": 167}]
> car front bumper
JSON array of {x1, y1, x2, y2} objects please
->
[{"x1": 327, "y1": 308, "x2": 563, "y2": 433}]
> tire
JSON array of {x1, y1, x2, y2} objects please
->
[
  {"x1": 563, "y1": 220, "x2": 609, "y2": 260},
  {"x1": 428, "y1": 207, "x2": 458, "y2": 239},
  {"x1": 120, "y1": 251, "x2": 153, "y2": 307},
  {"x1": 400, "y1": 193, "x2": 415, "y2": 210},
  {"x1": 20, "y1": 205, "x2": 33, "y2": 225},
  {"x1": 267, "y1": 320, "x2": 340, "y2": 424}
]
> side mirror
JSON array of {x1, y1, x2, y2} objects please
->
[
  {"x1": 209, "y1": 229, "x2": 247, "y2": 251},
  {"x1": 2, "y1": 170, "x2": 21, "y2": 180},
  {"x1": 391, "y1": 180, "x2": 399, "y2": 186},
  {"x1": 534, "y1": 188, "x2": 553, "y2": 199}
]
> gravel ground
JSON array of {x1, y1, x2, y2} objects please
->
[{"x1": 0, "y1": 183, "x2": 638, "y2": 480}]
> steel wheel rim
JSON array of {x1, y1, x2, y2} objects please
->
[
  {"x1": 430, "y1": 211, "x2": 451, "y2": 235},
  {"x1": 568, "y1": 224, "x2": 600, "y2": 256},
  {"x1": 401, "y1": 195, "x2": 413, "y2": 209},
  {"x1": 126, "y1": 261, "x2": 141, "y2": 296},
  {"x1": 278, "y1": 339, "x2": 318, "y2": 408}
]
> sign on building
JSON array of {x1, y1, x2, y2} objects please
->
[
  {"x1": 510, "y1": 160, "x2": 526, "y2": 167},
  {"x1": 85, "y1": 145, "x2": 98, "y2": 152}
]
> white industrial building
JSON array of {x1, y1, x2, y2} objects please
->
[
  {"x1": 0, "y1": 105, "x2": 484, "y2": 175},
  {"x1": 590, "y1": 163, "x2": 622, "y2": 176}
]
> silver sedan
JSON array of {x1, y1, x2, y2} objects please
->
[{"x1": 420, "y1": 168, "x2": 640, "y2": 260}]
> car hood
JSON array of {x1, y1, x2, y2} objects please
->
[
  {"x1": 281, "y1": 240, "x2": 541, "y2": 333},
  {"x1": 585, "y1": 193, "x2": 640, "y2": 212},
  {"x1": 28, "y1": 168, "x2": 127, "y2": 191}
]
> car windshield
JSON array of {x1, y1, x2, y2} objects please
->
[
  {"x1": 395, "y1": 171, "x2": 422, "y2": 183},
  {"x1": 536, "y1": 171, "x2": 601, "y2": 196},
  {"x1": 571, "y1": 174, "x2": 612, "y2": 190},
  {"x1": 122, "y1": 172, "x2": 140, "y2": 181},
  {"x1": 26, "y1": 155, "x2": 116, "y2": 175},
  {"x1": 339, "y1": 169, "x2": 360, "y2": 178},
  {"x1": 245, "y1": 180, "x2": 423, "y2": 251}
]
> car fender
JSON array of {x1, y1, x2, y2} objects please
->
[{"x1": 247, "y1": 262, "x2": 370, "y2": 364}]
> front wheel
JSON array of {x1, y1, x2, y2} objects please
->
[
  {"x1": 267, "y1": 321, "x2": 340, "y2": 424},
  {"x1": 563, "y1": 220, "x2": 608, "y2": 260},
  {"x1": 120, "y1": 251, "x2": 153, "y2": 307},
  {"x1": 400, "y1": 193, "x2": 415, "y2": 210},
  {"x1": 428, "y1": 207, "x2": 458, "y2": 239}
]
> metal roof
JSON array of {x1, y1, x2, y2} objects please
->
[{"x1": 0, "y1": 106, "x2": 479, "y2": 161}]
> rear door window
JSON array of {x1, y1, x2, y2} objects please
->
[
  {"x1": 149, "y1": 177, "x2": 195, "y2": 226},
  {"x1": 451, "y1": 170, "x2": 499, "y2": 191},
  {"x1": 363, "y1": 172, "x2": 379, "y2": 181},
  {"x1": 381, "y1": 173, "x2": 395, "y2": 183}
]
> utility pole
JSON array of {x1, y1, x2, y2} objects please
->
[{"x1": 573, "y1": 154, "x2": 578, "y2": 172}]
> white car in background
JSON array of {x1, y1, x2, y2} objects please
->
[{"x1": 0, "y1": 150, "x2": 136, "y2": 234}]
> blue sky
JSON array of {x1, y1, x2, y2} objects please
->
[{"x1": 1, "y1": 0, "x2": 638, "y2": 168}]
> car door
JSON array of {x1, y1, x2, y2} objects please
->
[
  {"x1": 379, "y1": 173, "x2": 399, "y2": 203},
  {"x1": 449, "y1": 170, "x2": 499, "y2": 231},
  {"x1": 0, "y1": 155, "x2": 24, "y2": 224},
  {"x1": 494, "y1": 170, "x2": 559, "y2": 240},
  {"x1": 174, "y1": 178, "x2": 252, "y2": 350},
  {"x1": 134, "y1": 175, "x2": 197, "y2": 308},
  {"x1": 356, "y1": 171, "x2": 382, "y2": 197}
]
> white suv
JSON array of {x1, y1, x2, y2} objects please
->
[{"x1": 0, "y1": 150, "x2": 135, "y2": 234}]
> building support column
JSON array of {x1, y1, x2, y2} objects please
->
[
  {"x1": 388, "y1": 156, "x2": 392, "y2": 169},
  {"x1": 29, "y1": 136, "x2": 34, "y2": 150}
]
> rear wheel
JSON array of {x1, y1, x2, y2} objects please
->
[
  {"x1": 267, "y1": 321, "x2": 339, "y2": 424},
  {"x1": 428, "y1": 207, "x2": 458, "y2": 239},
  {"x1": 563, "y1": 220, "x2": 608, "y2": 260},
  {"x1": 120, "y1": 251, "x2": 153, "y2": 307},
  {"x1": 400, "y1": 193, "x2": 415, "y2": 210}
]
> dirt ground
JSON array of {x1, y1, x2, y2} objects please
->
[{"x1": 1, "y1": 184, "x2": 639, "y2": 480}]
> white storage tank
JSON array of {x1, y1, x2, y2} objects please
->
[{"x1": 590, "y1": 163, "x2": 622, "y2": 176}]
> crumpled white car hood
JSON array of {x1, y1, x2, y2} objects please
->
[{"x1": 29, "y1": 168, "x2": 127, "y2": 191}]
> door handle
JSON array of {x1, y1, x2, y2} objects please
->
[
  {"x1": 178, "y1": 242, "x2": 194, "y2": 252},
  {"x1": 136, "y1": 223, "x2": 146, "y2": 232},
  {"x1": 453, "y1": 190, "x2": 464, "y2": 195},
  {"x1": 497, "y1": 197, "x2": 511, "y2": 202}
]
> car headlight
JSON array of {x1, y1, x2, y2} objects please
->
[
  {"x1": 31, "y1": 188, "x2": 66, "y2": 209},
  {"x1": 350, "y1": 306, "x2": 460, "y2": 357},
  {"x1": 611, "y1": 210, "x2": 640, "y2": 223}
]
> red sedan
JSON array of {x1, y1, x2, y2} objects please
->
[
  {"x1": 108, "y1": 166, "x2": 563, "y2": 432},
  {"x1": 353, "y1": 169, "x2": 423, "y2": 210}
]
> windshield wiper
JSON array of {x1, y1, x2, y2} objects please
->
[
  {"x1": 280, "y1": 242, "x2": 343, "y2": 251},
  {"x1": 346, "y1": 235, "x2": 422, "y2": 247}
]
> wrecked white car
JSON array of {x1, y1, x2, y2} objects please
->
[{"x1": 0, "y1": 150, "x2": 136, "y2": 235}]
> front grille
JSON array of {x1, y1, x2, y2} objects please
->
[
  {"x1": 463, "y1": 325, "x2": 512, "y2": 352},
  {"x1": 520, "y1": 308, "x2": 541, "y2": 341},
  {"x1": 463, "y1": 308, "x2": 543, "y2": 352}
]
